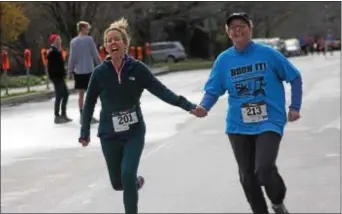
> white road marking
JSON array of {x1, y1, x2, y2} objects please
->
[{"x1": 325, "y1": 153, "x2": 340, "y2": 157}]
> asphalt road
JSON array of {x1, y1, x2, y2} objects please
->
[{"x1": 1, "y1": 52, "x2": 340, "y2": 213}]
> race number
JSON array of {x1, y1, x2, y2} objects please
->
[
  {"x1": 112, "y1": 110, "x2": 138, "y2": 132},
  {"x1": 241, "y1": 101, "x2": 268, "y2": 123}
]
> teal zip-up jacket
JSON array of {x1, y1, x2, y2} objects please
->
[{"x1": 80, "y1": 56, "x2": 196, "y2": 140}]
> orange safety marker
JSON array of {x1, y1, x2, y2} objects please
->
[
  {"x1": 1, "y1": 50, "x2": 10, "y2": 70},
  {"x1": 137, "y1": 46, "x2": 143, "y2": 60},
  {"x1": 99, "y1": 46, "x2": 107, "y2": 61},
  {"x1": 41, "y1": 48, "x2": 48, "y2": 66},
  {"x1": 130, "y1": 46, "x2": 136, "y2": 59},
  {"x1": 24, "y1": 49, "x2": 32, "y2": 68},
  {"x1": 145, "y1": 43, "x2": 151, "y2": 56},
  {"x1": 61, "y1": 49, "x2": 67, "y2": 61},
  {"x1": 24, "y1": 49, "x2": 32, "y2": 92},
  {"x1": 1, "y1": 50, "x2": 10, "y2": 95},
  {"x1": 41, "y1": 48, "x2": 50, "y2": 89}
]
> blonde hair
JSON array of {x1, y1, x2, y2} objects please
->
[
  {"x1": 103, "y1": 17, "x2": 130, "y2": 53},
  {"x1": 77, "y1": 21, "x2": 91, "y2": 32}
]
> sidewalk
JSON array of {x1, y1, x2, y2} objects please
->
[
  {"x1": 1, "y1": 66, "x2": 170, "y2": 107},
  {"x1": 1, "y1": 80, "x2": 74, "y2": 97}
]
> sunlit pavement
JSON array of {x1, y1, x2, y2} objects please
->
[{"x1": 1, "y1": 52, "x2": 340, "y2": 213}]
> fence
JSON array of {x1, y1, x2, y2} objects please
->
[{"x1": 1, "y1": 43, "x2": 153, "y2": 96}]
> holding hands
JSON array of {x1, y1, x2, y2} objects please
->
[{"x1": 190, "y1": 105, "x2": 208, "y2": 118}]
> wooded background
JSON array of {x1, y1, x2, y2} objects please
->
[{"x1": 1, "y1": 1, "x2": 341, "y2": 75}]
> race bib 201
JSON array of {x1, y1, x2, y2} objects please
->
[{"x1": 112, "y1": 110, "x2": 139, "y2": 132}]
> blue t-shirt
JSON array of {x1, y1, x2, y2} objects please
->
[{"x1": 203, "y1": 41, "x2": 301, "y2": 136}]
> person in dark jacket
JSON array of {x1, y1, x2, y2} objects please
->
[
  {"x1": 78, "y1": 18, "x2": 197, "y2": 214},
  {"x1": 47, "y1": 34, "x2": 72, "y2": 124}
]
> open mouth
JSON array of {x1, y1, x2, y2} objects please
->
[{"x1": 111, "y1": 47, "x2": 119, "y2": 52}]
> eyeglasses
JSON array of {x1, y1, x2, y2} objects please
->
[{"x1": 228, "y1": 24, "x2": 249, "y2": 30}]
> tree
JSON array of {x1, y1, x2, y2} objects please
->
[
  {"x1": 0, "y1": 2, "x2": 29, "y2": 44},
  {"x1": 37, "y1": 2, "x2": 101, "y2": 43}
]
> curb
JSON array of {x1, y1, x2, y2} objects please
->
[
  {"x1": 1, "y1": 66, "x2": 171, "y2": 107},
  {"x1": 1, "y1": 89, "x2": 77, "y2": 107}
]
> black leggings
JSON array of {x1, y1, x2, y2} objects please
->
[
  {"x1": 100, "y1": 128, "x2": 145, "y2": 214},
  {"x1": 228, "y1": 131, "x2": 286, "y2": 214},
  {"x1": 52, "y1": 79, "x2": 69, "y2": 116}
]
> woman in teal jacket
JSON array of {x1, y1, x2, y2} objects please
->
[{"x1": 78, "y1": 18, "x2": 197, "y2": 214}]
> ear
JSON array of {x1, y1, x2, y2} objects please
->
[
  {"x1": 225, "y1": 24, "x2": 232, "y2": 39},
  {"x1": 225, "y1": 24, "x2": 229, "y2": 34},
  {"x1": 248, "y1": 25, "x2": 254, "y2": 38}
]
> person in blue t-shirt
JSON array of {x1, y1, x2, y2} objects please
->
[{"x1": 192, "y1": 13, "x2": 303, "y2": 214}]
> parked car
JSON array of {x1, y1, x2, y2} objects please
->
[
  {"x1": 253, "y1": 38, "x2": 269, "y2": 45},
  {"x1": 284, "y1": 38, "x2": 302, "y2": 57},
  {"x1": 330, "y1": 40, "x2": 341, "y2": 50},
  {"x1": 267, "y1": 37, "x2": 287, "y2": 55},
  {"x1": 150, "y1": 41, "x2": 187, "y2": 63},
  {"x1": 253, "y1": 38, "x2": 286, "y2": 55}
]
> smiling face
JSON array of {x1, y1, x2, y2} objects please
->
[
  {"x1": 227, "y1": 18, "x2": 252, "y2": 45},
  {"x1": 105, "y1": 29, "x2": 126, "y2": 60}
]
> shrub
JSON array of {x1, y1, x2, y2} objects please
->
[{"x1": 0, "y1": 74, "x2": 44, "y2": 88}]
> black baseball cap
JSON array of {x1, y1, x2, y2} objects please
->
[{"x1": 226, "y1": 12, "x2": 252, "y2": 26}]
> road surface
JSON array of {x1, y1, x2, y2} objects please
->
[{"x1": 1, "y1": 53, "x2": 340, "y2": 213}]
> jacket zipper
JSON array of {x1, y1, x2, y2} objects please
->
[{"x1": 115, "y1": 61, "x2": 126, "y2": 84}]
